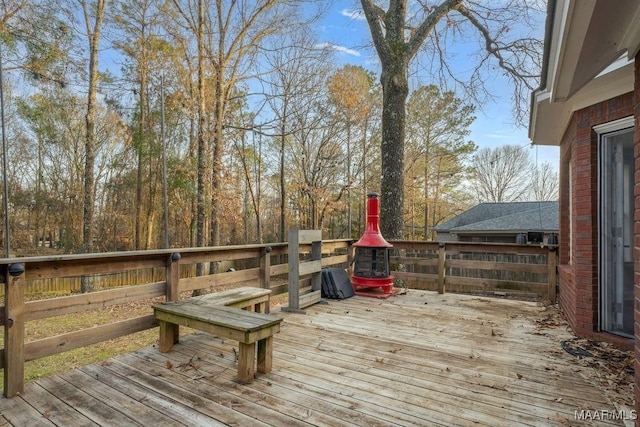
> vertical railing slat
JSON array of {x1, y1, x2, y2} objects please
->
[{"x1": 437, "y1": 243, "x2": 446, "y2": 294}]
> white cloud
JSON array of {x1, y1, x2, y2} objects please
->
[
  {"x1": 483, "y1": 131, "x2": 512, "y2": 139},
  {"x1": 315, "y1": 43, "x2": 361, "y2": 57},
  {"x1": 341, "y1": 9, "x2": 365, "y2": 20},
  {"x1": 484, "y1": 133, "x2": 511, "y2": 139}
]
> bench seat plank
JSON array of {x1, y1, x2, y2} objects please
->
[
  {"x1": 156, "y1": 302, "x2": 278, "y2": 329},
  {"x1": 192, "y1": 287, "x2": 271, "y2": 310}
]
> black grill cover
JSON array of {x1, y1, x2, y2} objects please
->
[{"x1": 321, "y1": 268, "x2": 355, "y2": 299}]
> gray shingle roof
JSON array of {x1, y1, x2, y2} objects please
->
[{"x1": 433, "y1": 201, "x2": 558, "y2": 233}]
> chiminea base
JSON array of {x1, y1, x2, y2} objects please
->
[
  {"x1": 351, "y1": 275, "x2": 394, "y2": 297},
  {"x1": 353, "y1": 286, "x2": 403, "y2": 299}
]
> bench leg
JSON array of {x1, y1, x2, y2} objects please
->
[
  {"x1": 257, "y1": 336, "x2": 273, "y2": 374},
  {"x1": 255, "y1": 301, "x2": 267, "y2": 313},
  {"x1": 158, "y1": 320, "x2": 179, "y2": 353},
  {"x1": 237, "y1": 342, "x2": 256, "y2": 384}
]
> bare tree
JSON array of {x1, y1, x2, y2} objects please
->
[
  {"x1": 328, "y1": 65, "x2": 375, "y2": 239},
  {"x1": 260, "y1": 28, "x2": 331, "y2": 242},
  {"x1": 405, "y1": 85, "x2": 476, "y2": 239},
  {"x1": 359, "y1": 0, "x2": 543, "y2": 239},
  {"x1": 286, "y1": 67, "x2": 344, "y2": 230},
  {"x1": 112, "y1": 0, "x2": 165, "y2": 250},
  {"x1": 471, "y1": 145, "x2": 532, "y2": 203},
  {"x1": 167, "y1": 0, "x2": 209, "y2": 284},
  {"x1": 529, "y1": 162, "x2": 558, "y2": 201},
  {"x1": 77, "y1": 0, "x2": 106, "y2": 258},
  {"x1": 169, "y1": 0, "x2": 309, "y2": 249}
]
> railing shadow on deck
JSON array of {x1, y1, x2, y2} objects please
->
[{"x1": 0, "y1": 239, "x2": 557, "y2": 398}]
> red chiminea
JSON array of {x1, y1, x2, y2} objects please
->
[{"x1": 351, "y1": 192, "x2": 394, "y2": 295}]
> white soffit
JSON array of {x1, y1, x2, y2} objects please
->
[
  {"x1": 620, "y1": 5, "x2": 640, "y2": 58},
  {"x1": 530, "y1": 0, "x2": 639, "y2": 146},
  {"x1": 531, "y1": 61, "x2": 633, "y2": 146},
  {"x1": 552, "y1": 0, "x2": 636, "y2": 102},
  {"x1": 548, "y1": 0, "x2": 596, "y2": 103}
]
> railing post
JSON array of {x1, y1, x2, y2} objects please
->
[
  {"x1": 548, "y1": 247, "x2": 557, "y2": 303},
  {"x1": 164, "y1": 253, "x2": 181, "y2": 346},
  {"x1": 260, "y1": 246, "x2": 272, "y2": 313},
  {"x1": 437, "y1": 243, "x2": 446, "y2": 294},
  {"x1": 166, "y1": 252, "x2": 181, "y2": 302},
  {"x1": 4, "y1": 263, "x2": 25, "y2": 397},
  {"x1": 260, "y1": 246, "x2": 272, "y2": 290},
  {"x1": 347, "y1": 240, "x2": 355, "y2": 276},
  {"x1": 286, "y1": 230, "x2": 300, "y2": 311}
]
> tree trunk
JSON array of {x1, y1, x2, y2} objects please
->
[
  {"x1": 279, "y1": 106, "x2": 287, "y2": 243},
  {"x1": 210, "y1": 73, "x2": 224, "y2": 248},
  {"x1": 134, "y1": 70, "x2": 145, "y2": 250},
  {"x1": 81, "y1": 0, "x2": 105, "y2": 292},
  {"x1": 379, "y1": 61, "x2": 408, "y2": 240},
  {"x1": 82, "y1": 0, "x2": 105, "y2": 254},
  {"x1": 194, "y1": 0, "x2": 206, "y2": 288}
]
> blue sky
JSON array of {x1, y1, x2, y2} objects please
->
[{"x1": 312, "y1": 2, "x2": 559, "y2": 168}]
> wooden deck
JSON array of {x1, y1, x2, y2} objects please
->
[{"x1": 0, "y1": 291, "x2": 631, "y2": 426}]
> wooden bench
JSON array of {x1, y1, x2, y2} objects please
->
[
  {"x1": 152, "y1": 288, "x2": 281, "y2": 384},
  {"x1": 192, "y1": 286, "x2": 272, "y2": 313}
]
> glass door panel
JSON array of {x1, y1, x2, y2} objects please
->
[{"x1": 600, "y1": 128, "x2": 634, "y2": 337}]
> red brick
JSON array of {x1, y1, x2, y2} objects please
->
[{"x1": 558, "y1": 90, "x2": 634, "y2": 349}]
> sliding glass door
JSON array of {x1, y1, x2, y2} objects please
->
[{"x1": 600, "y1": 126, "x2": 634, "y2": 337}]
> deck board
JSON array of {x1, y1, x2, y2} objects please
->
[{"x1": 0, "y1": 291, "x2": 629, "y2": 426}]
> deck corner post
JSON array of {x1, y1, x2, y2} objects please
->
[
  {"x1": 4, "y1": 263, "x2": 26, "y2": 397},
  {"x1": 437, "y1": 242, "x2": 446, "y2": 294}
]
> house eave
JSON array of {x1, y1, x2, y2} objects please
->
[
  {"x1": 529, "y1": 0, "x2": 640, "y2": 146},
  {"x1": 530, "y1": 60, "x2": 634, "y2": 146}
]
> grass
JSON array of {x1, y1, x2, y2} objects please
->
[
  {"x1": 23, "y1": 330, "x2": 158, "y2": 382},
  {"x1": 1, "y1": 283, "x2": 289, "y2": 389},
  {"x1": 0, "y1": 295, "x2": 162, "y2": 387}
]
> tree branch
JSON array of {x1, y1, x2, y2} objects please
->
[
  {"x1": 406, "y1": 0, "x2": 462, "y2": 60},
  {"x1": 360, "y1": 0, "x2": 390, "y2": 60},
  {"x1": 456, "y1": 4, "x2": 534, "y2": 84}
]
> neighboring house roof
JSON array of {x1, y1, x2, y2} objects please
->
[
  {"x1": 433, "y1": 201, "x2": 558, "y2": 234},
  {"x1": 529, "y1": 0, "x2": 640, "y2": 146}
]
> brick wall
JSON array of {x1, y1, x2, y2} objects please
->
[{"x1": 558, "y1": 90, "x2": 634, "y2": 346}]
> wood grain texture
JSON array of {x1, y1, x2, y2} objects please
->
[{"x1": 0, "y1": 291, "x2": 623, "y2": 426}]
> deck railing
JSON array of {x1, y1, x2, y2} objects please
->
[
  {"x1": 0, "y1": 239, "x2": 556, "y2": 397},
  {"x1": 391, "y1": 241, "x2": 557, "y2": 300}
]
